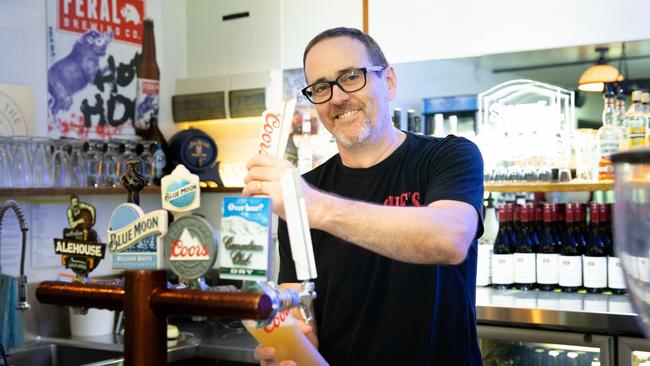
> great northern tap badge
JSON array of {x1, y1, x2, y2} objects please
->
[
  {"x1": 53, "y1": 195, "x2": 106, "y2": 276},
  {"x1": 161, "y1": 164, "x2": 200, "y2": 214},
  {"x1": 107, "y1": 204, "x2": 168, "y2": 270},
  {"x1": 164, "y1": 215, "x2": 218, "y2": 280}
]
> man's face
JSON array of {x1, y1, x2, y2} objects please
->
[{"x1": 304, "y1": 36, "x2": 396, "y2": 148}]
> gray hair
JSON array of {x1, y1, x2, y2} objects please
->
[{"x1": 302, "y1": 27, "x2": 389, "y2": 70}]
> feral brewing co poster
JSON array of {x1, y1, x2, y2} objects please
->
[{"x1": 46, "y1": 0, "x2": 145, "y2": 139}]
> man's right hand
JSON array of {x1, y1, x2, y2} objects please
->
[{"x1": 253, "y1": 320, "x2": 316, "y2": 366}]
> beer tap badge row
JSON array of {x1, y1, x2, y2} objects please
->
[{"x1": 76, "y1": 163, "x2": 267, "y2": 282}]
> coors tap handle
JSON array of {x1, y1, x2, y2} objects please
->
[{"x1": 254, "y1": 99, "x2": 318, "y2": 321}]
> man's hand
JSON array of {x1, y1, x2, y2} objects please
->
[
  {"x1": 253, "y1": 320, "x2": 316, "y2": 366},
  {"x1": 243, "y1": 154, "x2": 316, "y2": 219}
]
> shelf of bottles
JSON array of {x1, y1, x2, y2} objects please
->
[
  {"x1": 0, "y1": 186, "x2": 244, "y2": 197},
  {"x1": 484, "y1": 181, "x2": 614, "y2": 193},
  {"x1": 479, "y1": 200, "x2": 627, "y2": 295}
]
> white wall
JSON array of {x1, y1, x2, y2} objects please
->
[
  {"x1": 280, "y1": 0, "x2": 363, "y2": 70},
  {"x1": 186, "y1": 0, "x2": 282, "y2": 77},
  {"x1": 0, "y1": 0, "x2": 47, "y2": 136},
  {"x1": 371, "y1": 0, "x2": 650, "y2": 64}
]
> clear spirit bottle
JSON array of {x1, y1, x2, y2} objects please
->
[{"x1": 597, "y1": 92, "x2": 624, "y2": 181}]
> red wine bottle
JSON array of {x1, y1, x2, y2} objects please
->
[
  {"x1": 514, "y1": 205, "x2": 536, "y2": 290},
  {"x1": 537, "y1": 203, "x2": 559, "y2": 291},
  {"x1": 492, "y1": 205, "x2": 514, "y2": 290},
  {"x1": 583, "y1": 203, "x2": 607, "y2": 293},
  {"x1": 559, "y1": 203, "x2": 583, "y2": 292}
]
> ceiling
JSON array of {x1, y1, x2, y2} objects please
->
[{"x1": 481, "y1": 39, "x2": 650, "y2": 90}]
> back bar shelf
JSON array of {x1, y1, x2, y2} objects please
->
[
  {"x1": 484, "y1": 181, "x2": 614, "y2": 193},
  {"x1": 0, "y1": 186, "x2": 243, "y2": 197}
]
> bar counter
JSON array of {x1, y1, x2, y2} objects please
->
[
  {"x1": 20, "y1": 287, "x2": 640, "y2": 365},
  {"x1": 476, "y1": 287, "x2": 641, "y2": 336}
]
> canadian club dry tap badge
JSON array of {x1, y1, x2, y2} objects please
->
[
  {"x1": 219, "y1": 197, "x2": 273, "y2": 281},
  {"x1": 164, "y1": 215, "x2": 218, "y2": 280},
  {"x1": 107, "y1": 204, "x2": 168, "y2": 270},
  {"x1": 53, "y1": 195, "x2": 106, "y2": 276}
]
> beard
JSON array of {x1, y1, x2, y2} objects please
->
[
  {"x1": 328, "y1": 102, "x2": 375, "y2": 148},
  {"x1": 333, "y1": 120, "x2": 373, "y2": 148}
]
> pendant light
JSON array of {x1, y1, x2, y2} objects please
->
[{"x1": 578, "y1": 47, "x2": 623, "y2": 92}]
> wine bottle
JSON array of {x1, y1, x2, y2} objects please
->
[
  {"x1": 514, "y1": 204, "x2": 536, "y2": 290},
  {"x1": 492, "y1": 204, "x2": 514, "y2": 290},
  {"x1": 559, "y1": 203, "x2": 582, "y2": 292},
  {"x1": 583, "y1": 203, "x2": 607, "y2": 293},
  {"x1": 603, "y1": 204, "x2": 625, "y2": 293},
  {"x1": 537, "y1": 203, "x2": 559, "y2": 291},
  {"x1": 477, "y1": 195, "x2": 498, "y2": 287}
]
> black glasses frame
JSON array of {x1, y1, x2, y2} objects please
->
[{"x1": 301, "y1": 65, "x2": 387, "y2": 104}]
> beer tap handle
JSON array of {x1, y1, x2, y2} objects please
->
[{"x1": 280, "y1": 168, "x2": 317, "y2": 281}]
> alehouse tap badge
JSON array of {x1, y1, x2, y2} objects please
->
[
  {"x1": 107, "y1": 204, "x2": 168, "y2": 270},
  {"x1": 164, "y1": 215, "x2": 218, "y2": 280},
  {"x1": 53, "y1": 195, "x2": 106, "y2": 277},
  {"x1": 161, "y1": 164, "x2": 200, "y2": 213}
]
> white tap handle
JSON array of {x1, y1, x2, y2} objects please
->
[{"x1": 281, "y1": 168, "x2": 317, "y2": 281}]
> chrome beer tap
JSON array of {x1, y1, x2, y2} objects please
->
[{"x1": 0, "y1": 200, "x2": 30, "y2": 310}]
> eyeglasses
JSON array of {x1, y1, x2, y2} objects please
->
[{"x1": 301, "y1": 66, "x2": 387, "y2": 104}]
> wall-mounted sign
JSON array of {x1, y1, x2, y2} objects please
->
[
  {"x1": 46, "y1": 0, "x2": 145, "y2": 139},
  {"x1": 172, "y1": 91, "x2": 226, "y2": 122},
  {"x1": 164, "y1": 215, "x2": 218, "y2": 280},
  {"x1": 161, "y1": 164, "x2": 200, "y2": 213},
  {"x1": 219, "y1": 197, "x2": 272, "y2": 281},
  {"x1": 107, "y1": 204, "x2": 168, "y2": 270},
  {"x1": 229, "y1": 88, "x2": 265, "y2": 118},
  {"x1": 53, "y1": 195, "x2": 106, "y2": 277}
]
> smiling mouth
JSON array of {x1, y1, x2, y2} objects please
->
[{"x1": 334, "y1": 109, "x2": 361, "y2": 120}]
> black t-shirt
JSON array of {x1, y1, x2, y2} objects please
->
[{"x1": 278, "y1": 132, "x2": 485, "y2": 366}]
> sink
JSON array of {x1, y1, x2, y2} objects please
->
[{"x1": 1, "y1": 343, "x2": 123, "y2": 366}]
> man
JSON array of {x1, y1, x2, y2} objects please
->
[{"x1": 243, "y1": 27, "x2": 484, "y2": 365}]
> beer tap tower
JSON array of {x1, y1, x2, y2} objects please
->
[
  {"x1": 36, "y1": 162, "x2": 274, "y2": 366},
  {"x1": 36, "y1": 151, "x2": 321, "y2": 365}
]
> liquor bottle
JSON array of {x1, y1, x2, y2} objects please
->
[
  {"x1": 491, "y1": 204, "x2": 514, "y2": 290},
  {"x1": 392, "y1": 108, "x2": 401, "y2": 129},
  {"x1": 477, "y1": 195, "x2": 498, "y2": 287},
  {"x1": 413, "y1": 115, "x2": 422, "y2": 134},
  {"x1": 537, "y1": 203, "x2": 559, "y2": 291},
  {"x1": 135, "y1": 19, "x2": 160, "y2": 137},
  {"x1": 583, "y1": 203, "x2": 607, "y2": 293},
  {"x1": 644, "y1": 92, "x2": 650, "y2": 146},
  {"x1": 433, "y1": 113, "x2": 445, "y2": 137},
  {"x1": 407, "y1": 109, "x2": 416, "y2": 133},
  {"x1": 558, "y1": 204, "x2": 582, "y2": 292},
  {"x1": 514, "y1": 205, "x2": 536, "y2": 290},
  {"x1": 615, "y1": 89, "x2": 626, "y2": 128},
  {"x1": 597, "y1": 91, "x2": 624, "y2": 181},
  {"x1": 297, "y1": 113, "x2": 313, "y2": 174},
  {"x1": 448, "y1": 115, "x2": 458, "y2": 136},
  {"x1": 624, "y1": 90, "x2": 647, "y2": 149}
]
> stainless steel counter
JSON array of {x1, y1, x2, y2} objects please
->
[
  {"x1": 19, "y1": 288, "x2": 642, "y2": 364},
  {"x1": 476, "y1": 287, "x2": 642, "y2": 336}
]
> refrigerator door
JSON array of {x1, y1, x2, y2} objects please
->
[
  {"x1": 618, "y1": 336, "x2": 650, "y2": 365},
  {"x1": 479, "y1": 325, "x2": 614, "y2": 365}
]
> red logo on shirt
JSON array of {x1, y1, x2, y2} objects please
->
[{"x1": 383, "y1": 192, "x2": 421, "y2": 206}]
